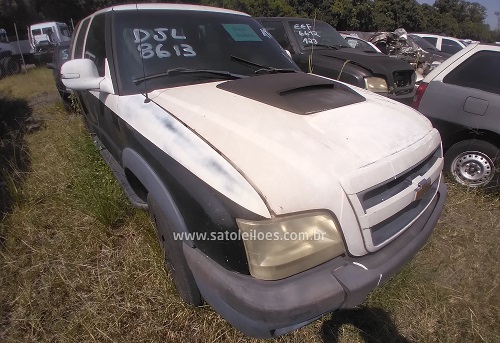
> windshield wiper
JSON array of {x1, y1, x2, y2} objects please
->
[
  {"x1": 230, "y1": 55, "x2": 297, "y2": 75},
  {"x1": 133, "y1": 68, "x2": 245, "y2": 85}
]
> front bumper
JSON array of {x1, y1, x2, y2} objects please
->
[{"x1": 184, "y1": 181, "x2": 446, "y2": 338}]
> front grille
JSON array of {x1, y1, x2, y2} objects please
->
[
  {"x1": 370, "y1": 178, "x2": 438, "y2": 245},
  {"x1": 358, "y1": 147, "x2": 441, "y2": 211},
  {"x1": 393, "y1": 70, "x2": 414, "y2": 88}
]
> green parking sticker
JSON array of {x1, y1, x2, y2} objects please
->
[{"x1": 222, "y1": 24, "x2": 262, "y2": 42}]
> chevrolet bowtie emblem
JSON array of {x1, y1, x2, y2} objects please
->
[{"x1": 414, "y1": 178, "x2": 431, "y2": 201}]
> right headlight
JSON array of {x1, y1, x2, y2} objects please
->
[
  {"x1": 364, "y1": 77, "x2": 389, "y2": 93},
  {"x1": 236, "y1": 211, "x2": 345, "y2": 281}
]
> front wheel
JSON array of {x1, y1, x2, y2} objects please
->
[
  {"x1": 444, "y1": 140, "x2": 499, "y2": 190},
  {"x1": 147, "y1": 193, "x2": 203, "y2": 306}
]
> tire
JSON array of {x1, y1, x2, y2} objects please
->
[
  {"x1": 147, "y1": 193, "x2": 203, "y2": 306},
  {"x1": 3, "y1": 57, "x2": 21, "y2": 75},
  {"x1": 444, "y1": 140, "x2": 499, "y2": 190}
]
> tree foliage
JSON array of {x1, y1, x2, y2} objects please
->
[{"x1": 0, "y1": 0, "x2": 497, "y2": 42}]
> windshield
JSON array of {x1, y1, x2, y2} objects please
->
[
  {"x1": 408, "y1": 34, "x2": 438, "y2": 51},
  {"x1": 113, "y1": 10, "x2": 299, "y2": 94},
  {"x1": 287, "y1": 20, "x2": 350, "y2": 50}
]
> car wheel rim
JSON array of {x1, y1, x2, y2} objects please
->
[{"x1": 451, "y1": 151, "x2": 494, "y2": 187}]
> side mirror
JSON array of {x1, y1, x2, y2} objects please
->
[{"x1": 61, "y1": 59, "x2": 104, "y2": 91}]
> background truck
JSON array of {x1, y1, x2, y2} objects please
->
[
  {"x1": 256, "y1": 17, "x2": 417, "y2": 104},
  {"x1": 29, "y1": 22, "x2": 72, "y2": 65},
  {"x1": 0, "y1": 28, "x2": 23, "y2": 77}
]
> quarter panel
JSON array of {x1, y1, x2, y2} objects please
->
[{"x1": 419, "y1": 81, "x2": 500, "y2": 145}]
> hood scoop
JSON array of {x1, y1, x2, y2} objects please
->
[{"x1": 217, "y1": 73, "x2": 365, "y2": 115}]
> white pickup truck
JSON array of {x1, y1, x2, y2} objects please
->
[{"x1": 61, "y1": 4, "x2": 446, "y2": 338}]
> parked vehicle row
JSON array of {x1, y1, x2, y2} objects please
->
[
  {"x1": 256, "y1": 18, "x2": 417, "y2": 104},
  {"x1": 338, "y1": 30, "x2": 454, "y2": 83},
  {"x1": 413, "y1": 33, "x2": 466, "y2": 55},
  {"x1": 59, "y1": 4, "x2": 446, "y2": 339}
]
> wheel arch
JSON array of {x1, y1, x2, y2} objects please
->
[
  {"x1": 122, "y1": 147, "x2": 194, "y2": 246},
  {"x1": 443, "y1": 128, "x2": 500, "y2": 151}
]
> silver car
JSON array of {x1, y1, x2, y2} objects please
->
[{"x1": 413, "y1": 43, "x2": 500, "y2": 189}]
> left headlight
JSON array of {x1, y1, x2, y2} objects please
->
[
  {"x1": 236, "y1": 211, "x2": 345, "y2": 280},
  {"x1": 364, "y1": 77, "x2": 389, "y2": 93}
]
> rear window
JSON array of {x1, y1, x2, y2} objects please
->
[{"x1": 443, "y1": 50, "x2": 500, "y2": 95}]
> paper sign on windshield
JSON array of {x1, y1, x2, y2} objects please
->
[{"x1": 223, "y1": 24, "x2": 262, "y2": 42}]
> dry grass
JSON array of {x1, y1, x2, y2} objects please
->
[
  {"x1": 0, "y1": 68, "x2": 499, "y2": 343},
  {"x1": 0, "y1": 68, "x2": 55, "y2": 101}
]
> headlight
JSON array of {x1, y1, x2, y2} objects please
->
[
  {"x1": 364, "y1": 77, "x2": 388, "y2": 93},
  {"x1": 236, "y1": 212, "x2": 344, "y2": 280}
]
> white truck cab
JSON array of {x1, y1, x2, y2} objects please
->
[{"x1": 29, "y1": 22, "x2": 71, "y2": 52}]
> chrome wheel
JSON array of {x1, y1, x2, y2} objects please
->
[{"x1": 451, "y1": 151, "x2": 494, "y2": 187}]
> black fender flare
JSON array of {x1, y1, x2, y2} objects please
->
[{"x1": 122, "y1": 147, "x2": 194, "y2": 247}]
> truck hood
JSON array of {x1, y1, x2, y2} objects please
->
[
  {"x1": 316, "y1": 47, "x2": 414, "y2": 74},
  {"x1": 149, "y1": 73, "x2": 433, "y2": 214}
]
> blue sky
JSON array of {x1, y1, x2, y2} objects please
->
[{"x1": 416, "y1": 0, "x2": 499, "y2": 30}]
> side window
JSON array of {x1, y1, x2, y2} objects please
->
[
  {"x1": 73, "y1": 18, "x2": 91, "y2": 59},
  {"x1": 84, "y1": 14, "x2": 107, "y2": 77},
  {"x1": 441, "y1": 39, "x2": 462, "y2": 54},
  {"x1": 443, "y1": 51, "x2": 500, "y2": 95},
  {"x1": 422, "y1": 36, "x2": 438, "y2": 47},
  {"x1": 261, "y1": 21, "x2": 294, "y2": 53}
]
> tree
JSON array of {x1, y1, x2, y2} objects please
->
[
  {"x1": 329, "y1": 0, "x2": 374, "y2": 31},
  {"x1": 202, "y1": 0, "x2": 296, "y2": 17},
  {"x1": 464, "y1": 2, "x2": 487, "y2": 23},
  {"x1": 419, "y1": 4, "x2": 440, "y2": 33},
  {"x1": 372, "y1": 0, "x2": 424, "y2": 32},
  {"x1": 434, "y1": 0, "x2": 467, "y2": 22}
]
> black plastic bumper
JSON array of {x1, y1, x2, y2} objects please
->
[{"x1": 184, "y1": 182, "x2": 447, "y2": 338}]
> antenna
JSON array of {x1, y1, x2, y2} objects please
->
[
  {"x1": 308, "y1": 10, "x2": 318, "y2": 74},
  {"x1": 135, "y1": 4, "x2": 150, "y2": 103}
]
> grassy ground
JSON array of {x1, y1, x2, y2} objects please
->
[{"x1": 0, "y1": 69, "x2": 499, "y2": 343}]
